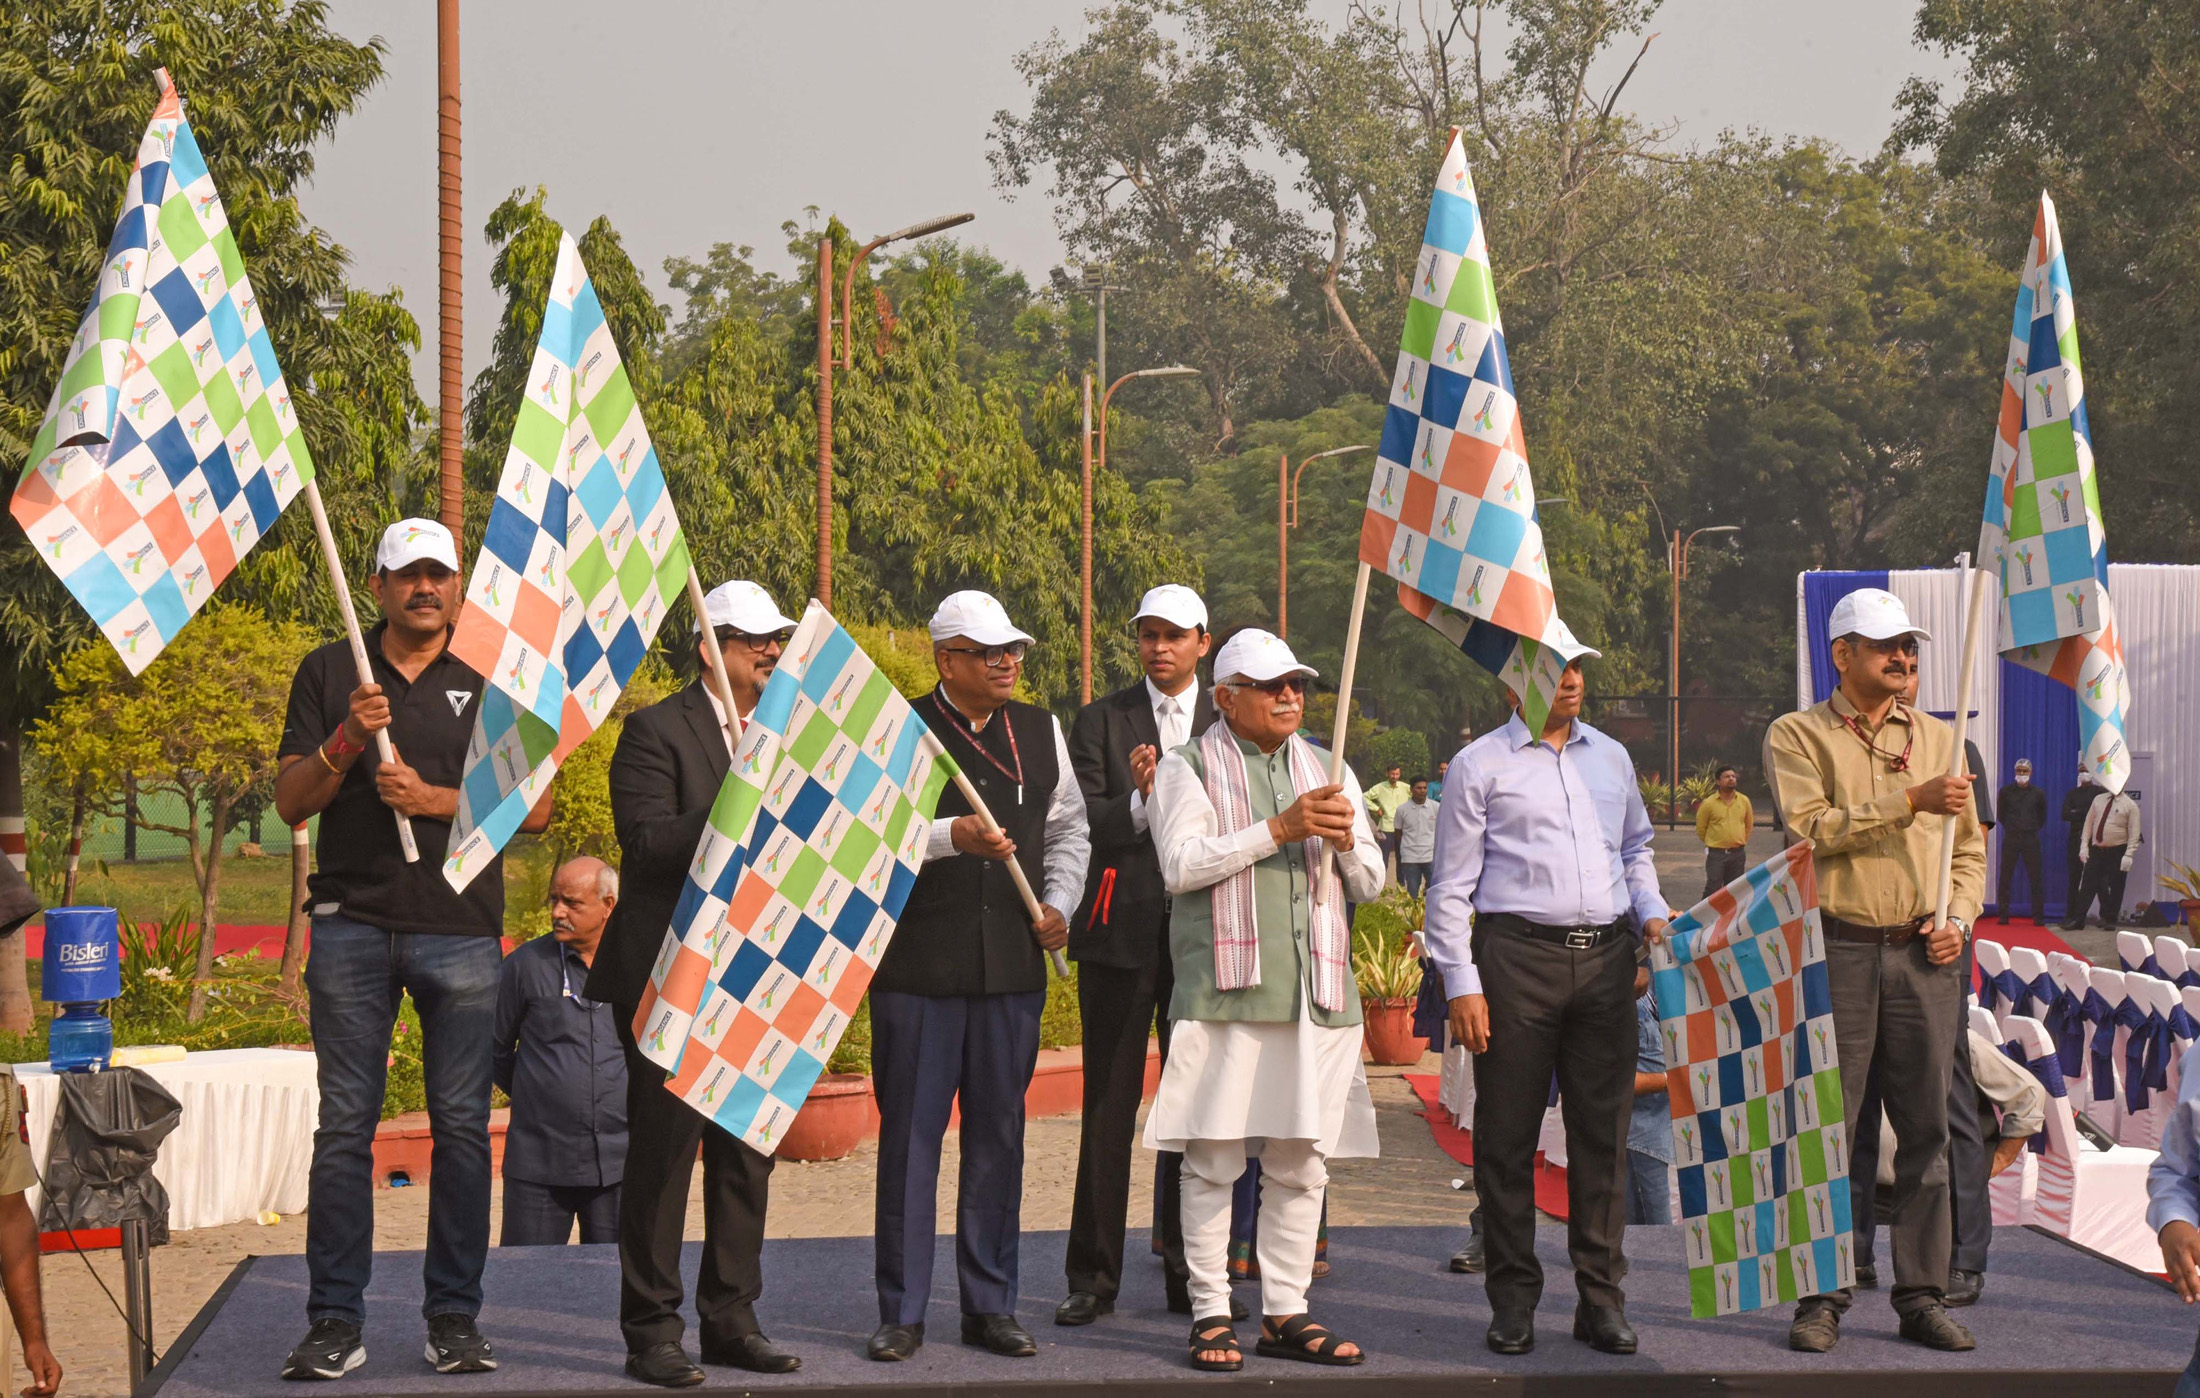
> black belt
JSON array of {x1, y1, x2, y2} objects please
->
[
  {"x1": 1822, "y1": 913, "x2": 1926, "y2": 946},
  {"x1": 1481, "y1": 912, "x2": 1628, "y2": 951}
]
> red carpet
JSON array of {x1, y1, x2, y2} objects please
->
[{"x1": 1403, "y1": 1072, "x2": 1570, "y2": 1219}]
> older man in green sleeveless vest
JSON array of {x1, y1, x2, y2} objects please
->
[{"x1": 1144, "y1": 629, "x2": 1385, "y2": 1373}]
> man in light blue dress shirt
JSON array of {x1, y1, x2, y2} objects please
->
[
  {"x1": 1422, "y1": 659, "x2": 1671, "y2": 1358},
  {"x1": 2148, "y1": 1040, "x2": 2200, "y2": 1397}
]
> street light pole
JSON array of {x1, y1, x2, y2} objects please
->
[
  {"x1": 1082, "y1": 364, "x2": 1198, "y2": 701},
  {"x1": 1669, "y1": 523, "x2": 1740, "y2": 822},
  {"x1": 1276, "y1": 445, "x2": 1373, "y2": 639},
  {"x1": 814, "y1": 212, "x2": 975, "y2": 609},
  {"x1": 436, "y1": 0, "x2": 462, "y2": 536}
]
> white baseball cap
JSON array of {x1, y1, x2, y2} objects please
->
[
  {"x1": 694, "y1": 580, "x2": 797, "y2": 636},
  {"x1": 1134, "y1": 584, "x2": 1208, "y2": 631},
  {"x1": 928, "y1": 590, "x2": 1033, "y2": 647},
  {"x1": 376, "y1": 518, "x2": 459, "y2": 573},
  {"x1": 1212, "y1": 629, "x2": 1317, "y2": 685},
  {"x1": 1827, "y1": 587, "x2": 1931, "y2": 644}
]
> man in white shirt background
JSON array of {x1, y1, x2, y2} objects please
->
[{"x1": 2063, "y1": 783, "x2": 2143, "y2": 931}]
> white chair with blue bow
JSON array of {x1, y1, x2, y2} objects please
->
[
  {"x1": 2119, "y1": 929, "x2": 2156, "y2": 976},
  {"x1": 2159, "y1": 937, "x2": 2196, "y2": 989},
  {"x1": 2120, "y1": 974, "x2": 2184, "y2": 1150},
  {"x1": 2040, "y1": 952, "x2": 2092, "y2": 1085},
  {"x1": 2085, "y1": 966, "x2": 2133, "y2": 1142},
  {"x1": 2001, "y1": 1013, "x2": 2158, "y2": 1271},
  {"x1": 1974, "y1": 938, "x2": 2022, "y2": 1032},
  {"x1": 1976, "y1": 1004, "x2": 2035, "y2": 1228},
  {"x1": 2183, "y1": 944, "x2": 2200, "y2": 991}
]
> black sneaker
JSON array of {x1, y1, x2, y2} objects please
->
[
  {"x1": 282, "y1": 1318, "x2": 365, "y2": 1380},
  {"x1": 424, "y1": 1313, "x2": 497, "y2": 1373}
]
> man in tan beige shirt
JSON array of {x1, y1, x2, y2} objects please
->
[{"x1": 1764, "y1": 588, "x2": 1983, "y2": 1358}]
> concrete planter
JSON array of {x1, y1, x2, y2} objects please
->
[
  {"x1": 778, "y1": 1073, "x2": 880, "y2": 1162},
  {"x1": 1361, "y1": 997, "x2": 1427, "y2": 1066}
]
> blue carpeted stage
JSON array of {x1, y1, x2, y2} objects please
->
[{"x1": 146, "y1": 1226, "x2": 2187, "y2": 1396}]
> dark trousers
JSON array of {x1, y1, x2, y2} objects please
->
[
  {"x1": 2069, "y1": 844, "x2": 2130, "y2": 926},
  {"x1": 1851, "y1": 983, "x2": 1992, "y2": 1275},
  {"x1": 612, "y1": 1003, "x2": 774, "y2": 1353},
  {"x1": 872, "y1": 989, "x2": 1045, "y2": 1324},
  {"x1": 1702, "y1": 845, "x2": 1749, "y2": 902},
  {"x1": 303, "y1": 914, "x2": 499, "y2": 1324},
  {"x1": 1809, "y1": 937, "x2": 1959, "y2": 1318},
  {"x1": 2065, "y1": 836, "x2": 2087, "y2": 918},
  {"x1": 1065, "y1": 959, "x2": 1186, "y2": 1304},
  {"x1": 1997, "y1": 831, "x2": 2046, "y2": 921},
  {"x1": 501, "y1": 1177, "x2": 622, "y2": 1246},
  {"x1": 1470, "y1": 926, "x2": 1636, "y2": 1312}
]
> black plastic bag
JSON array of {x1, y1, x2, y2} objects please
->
[{"x1": 39, "y1": 1067, "x2": 181, "y2": 1246}]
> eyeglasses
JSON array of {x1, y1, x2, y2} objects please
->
[
  {"x1": 939, "y1": 641, "x2": 1029, "y2": 668},
  {"x1": 1850, "y1": 635, "x2": 1920, "y2": 656},
  {"x1": 1228, "y1": 676, "x2": 1307, "y2": 696},
  {"x1": 715, "y1": 626, "x2": 794, "y2": 652}
]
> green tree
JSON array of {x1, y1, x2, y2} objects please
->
[
  {"x1": 33, "y1": 603, "x2": 312, "y2": 1020},
  {"x1": 0, "y1": 0, "x2": 418, "y2": 1029}
]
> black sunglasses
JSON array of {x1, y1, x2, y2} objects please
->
[
  {"x1": 715, "y1": 626, "x2": 794, "y2": 652},
  {"x1": 1230, "y1": 675, "x2": 1307, "y2": 696},
  {"x1": 940, "y1": 641, "x2": 1029, "y2": 668}
]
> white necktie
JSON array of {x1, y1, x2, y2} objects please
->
[{"x1": 1158, "y1": 696, "x2": 1182, "y2": 753}]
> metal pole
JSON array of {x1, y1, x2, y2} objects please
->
[
  {"x1": 1277, "y1": 451, "x2": 1289, "y2": 639},
  {"x1": 1080, "y1": 372, "x2": 1094, "y2": 704},
  {"x1": 1096, "y1": 287, "x2": 1107, "y2": 397},
  {"x1": 436, "y1": 0, "x2": 462, "y2": 536},
  {"x1": 815, "y1": 236, "x2": 833, "y2": 609},
  {"x1": 122, "y1": 1216, "x2": 155, "y2": 1392},
  {"x1": 1670, "y1": 528, "x2": 1682, "y2": 827}
]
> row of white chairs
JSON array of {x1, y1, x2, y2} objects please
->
[{"x1": 1974, "y1": 936, "x2": 2197, "y2": 1149}]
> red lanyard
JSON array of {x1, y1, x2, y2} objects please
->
[
  {"x1": 1837, "y1": 706, "x2": 1914, "y2": 773},
  {"x1": 933, "y1": 691, "x2": 1023, "y2": 800}
]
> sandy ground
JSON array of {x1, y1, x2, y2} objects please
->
[{"x1": 35, "y1": 827, "x2": 2161, "y2": 1395}]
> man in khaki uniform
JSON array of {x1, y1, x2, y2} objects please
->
[
  {"x1": 0, "y1": 1064, "x2": 64, "y2": 1394},
  {"x1": 1765, "y1": 588, "x2": 1984, "y2": 1357}
]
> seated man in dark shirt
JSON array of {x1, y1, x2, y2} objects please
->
[{"x1": 496, "y1": 857, "x2": 628, "y2": 1247}]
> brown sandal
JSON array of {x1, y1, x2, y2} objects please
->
[{"x1": 1189, "y1": 1318, "x2": 1243, "y2": 1372}]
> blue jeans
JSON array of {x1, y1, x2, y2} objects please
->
[
  {"x1": 1626, "y1": 1150, "x2": 1672, "y2": 1225},
  {"x1": 304, "y1": 913, "x2": 501, "y2": 1323},
  {"x1": 1398, "y1": 863, "x2": 1431, "y2": 898}
]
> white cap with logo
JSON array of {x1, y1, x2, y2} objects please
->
[
  {"x1": 1134, "y1": 584, "x2": 1208, "y2": 631},
  {"x1": 376, "y1": 518, "x2": 460, "y2": 573},
  {"x1": 1827, "y1": 587, "x2": 1931, "y2": 644},
  {"x1": 928, "y1": 590, "x2": 1034, "y2": 647},
  {"x1": 693, "y1": 579, "x2": 798, "y2": 636},
  {"x1": 1212, "y1": 628, "x2": 1317, "y2": 685}
]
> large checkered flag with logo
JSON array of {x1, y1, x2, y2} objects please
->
[
  {"x1": 1649, "y1": 842, "x2": 1854, "y2": 1318},
  {"x1": 1978, "y1": 193, "x2": 2132, "y2": 792},
  {"x1": 10, "y1": 72, "x2": 312, "y2": 672},
  {"x1": 442, "y1": 233, "x2": 692, "y2": 892},
  {"x1": 1356, "y1": 130, "x2": 1595, "y2": 731},
  {"x1": 633, "y1": 604, "x2": 959, "y2": 1153}
]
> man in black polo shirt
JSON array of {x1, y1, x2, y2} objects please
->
[
  {"x1": 866, "y1": 591, "x2": 1088, "y2": 1364},
  {"x1": 272, "y1": 519, "x2": 551, "y2": 1382}
]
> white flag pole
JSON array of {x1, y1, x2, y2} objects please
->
[
  {"x1": 300, "y1": 478, "x2": 419, "y2": 862},
  {"x1": 1934, "y1": 554, "x2": 1990, "y2": 929},
  {"x1": 682, "y1": 566, "x2": 743, "y2": 753},
  {"x1": 948, "y1": 768, "x2": 1072, "y2": 980}
]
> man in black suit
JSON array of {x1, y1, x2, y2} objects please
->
[
  {"x1": 583, "y1": 580, "x2": 801, "y2": 1388},
  {"x1": 1056, "y1": 585, "x2": 1221, "y2": 1328},
  {"x1": 1995, "y1": 758, "x2": 2048, "y2": 923}
]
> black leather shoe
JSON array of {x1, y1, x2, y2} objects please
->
[
  {"x1": 1944, "y1": 1269, "x2": 1983, "y2": 1307},
  {"x1": 866, "y1": 1323, "x2": 924, "y2": 1362},
  {"x1": 1166, "y1": 1290, "x2": 1249, "y2": 1320},
  {"x1": 1789, "y1": 1305, "x2": 1840, "y2": 1353},
  {"x1": 1573, "y1": 1304, "x2": 1637, "y2": 1355},
  {"x1": 1898, "y1": 1305, "x2": 1975, "y2": 1351},
  {"x1": 2059, "y1": 920, "x2": 2085, "y2": 932},
  {"x1": 1055, "y1": 1291, "x2": 1114, "y2": 1326},
  {"x1": 624, "y1": 1342, "x2": 705, "y2": 1388},
  {"x1": 1854, "y1": 1262, "x2": 1878, "y2": 1289},
  {"x1": 961, "y1": 1313, "x2": 1037, "y2": 1357},
  {"x1": 699, "y1": 1333, "x2": 799, "y2": 1373},
  {"x1": 1449, "y1": 1229, "x2": 1485, "y2": 1274},
  {"x1": 1486, "y1": 1308, "x2": 1535, "y2": 1355}
]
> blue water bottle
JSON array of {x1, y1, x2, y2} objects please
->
[{"x1": 43, "y1": 906, "x2": 122, "y2": 1072}]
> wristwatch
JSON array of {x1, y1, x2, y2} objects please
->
[{"x1": 1947, "y1": 915, "x2": 1971, "y2": 938}]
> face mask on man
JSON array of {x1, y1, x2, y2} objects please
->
[{"x1": 2016, "y1": 773, "x2": 2031, "y2": 785}]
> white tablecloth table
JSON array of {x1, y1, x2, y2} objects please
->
[{"x1": 14, "y1": 1047, "x2": 320, "y2": 1232}]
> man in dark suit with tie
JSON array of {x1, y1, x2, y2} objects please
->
[
  {"x1": 1056, "y1": 585, "x2": 1222, "y2": 1327},
  {"x1": 584, "y1": 580, "x2": 801, "y2": 1388}
]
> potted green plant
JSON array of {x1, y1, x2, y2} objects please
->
[
  {"x1": 2162, "y1": 860, "x2": 2200, "y2": 929},
  {"x1": 1354, "y1": 897, "x2": 1427, "y2": 1066}
]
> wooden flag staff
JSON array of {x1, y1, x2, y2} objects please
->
[
  {"x1": 299, "y1": 478, "x2": 419, "y2": 863},
  {"x1": 681, "y1": 567, "x2": 744, "y2": 753},
  {"x1": 948, "y1": 768, "x2": 1072, "y2": 980}
]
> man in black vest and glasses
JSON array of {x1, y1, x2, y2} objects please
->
[{"x1": 867, "y1": 591, "x2": 1090, "y2": 1363}]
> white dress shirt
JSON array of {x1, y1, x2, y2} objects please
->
[
  {"x1": 1148, "y1": 742, "x2": 1385, "y2": 902},
  {"x1": 1129, "y1": 676, "x2": 1199, "y2": 837},
  {"x1": 921, "y1": 707, "x2": 1092, "y2": 914},
  {"x1": 2082, "y1": 790, "x2": 2142, "y2": 850},
  {"x1": 700, "y1": 685, "x2": 749, "y2": 756}
]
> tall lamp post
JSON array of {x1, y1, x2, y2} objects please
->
[
  {"x1": 814, "y1": 211, "x2": 975, "y2": 608},
  {"x1": 1668, "y1": 524, "x2": 1739, "y2": 822},
  {"x1": 1276, "y1": 445, "x2": 1372, "y2": 639},
  {"x1": 1080, "y1": 364, "x2": 1198, "y2": 702},
  {"x1": 436, "y1": 0, "x2": 462, "y2": 535}
]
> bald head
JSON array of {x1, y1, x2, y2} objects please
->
[{"x1": 549, "y1": 857, "x2": 618, "y2": 960}]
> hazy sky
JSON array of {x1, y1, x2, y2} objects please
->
[{"x1": 300, "y1": 1, "x2": 1960, "y2": 395}]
